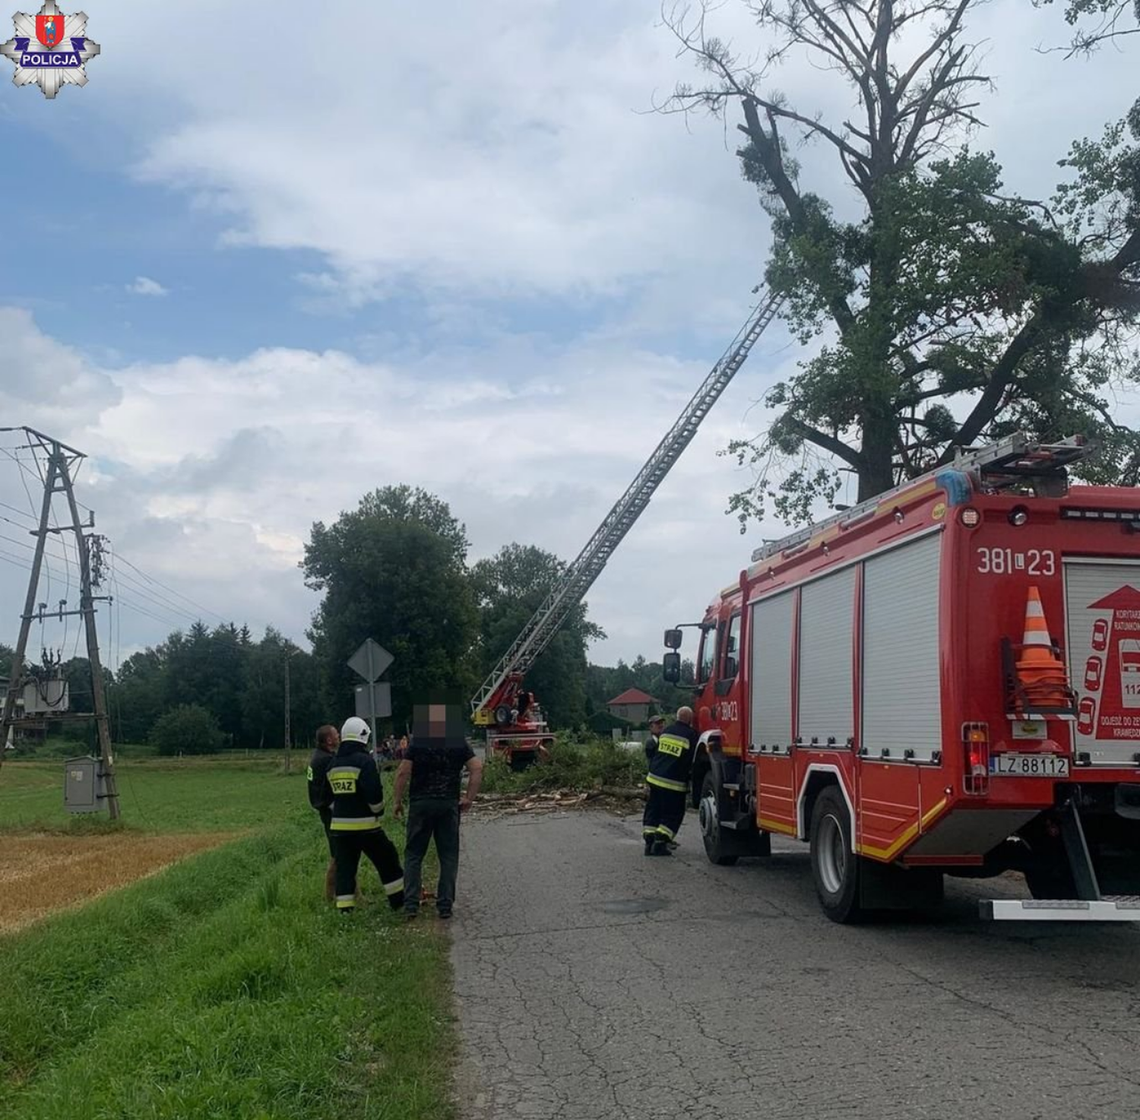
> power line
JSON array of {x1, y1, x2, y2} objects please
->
[
  {"x1": 2, "y1": 533, "x2": 223, "y2": 637},
  {"x1": 0, "y1": 547, "x2": 33, "y2": 572},
  {"x1": 0, "y1": 501, "x2": 37, "y2": 525},
  {"x1": 106, "y1": 565, "x2": 210, "y2": 627},
  {"x1": 114, "y1": 591, "x2": 196, "y2": 630},
  {"x1": 110, "y1": 548, "x2": 232, "y2": 626},
  {"x1": 1, "y1": 527, "x2": 213, "y2": 631},
  {"x1": 0, "y1": 447, "x2": 51, "y2": 605},
  {"x1": 0, "y1": 530, "x2": 65, "y2": 595}
]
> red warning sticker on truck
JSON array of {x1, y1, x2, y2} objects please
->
[{"x1": 1074, "y1": 585, "x2": 1140, "y2": 742}]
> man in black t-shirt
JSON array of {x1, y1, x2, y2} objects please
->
[{"x1": 393, "y1": 701, "x2": 484, "y2": 921}]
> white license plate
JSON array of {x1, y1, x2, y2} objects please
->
[{"x1": 990, "y1": 753, "x2": 1070, "y2": 778}]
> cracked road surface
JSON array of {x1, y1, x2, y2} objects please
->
[{"x1": 450, "y1": 811, "x2": 1140, "y2": 1120}]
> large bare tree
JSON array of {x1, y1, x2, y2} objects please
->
[{"x1": 663, "y1": 0, "x2": 1140, "y2": 525}]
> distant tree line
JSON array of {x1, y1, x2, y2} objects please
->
[
  {"x1": 2, "y1": 484, "x2": 695, "y2": 752},
  {"x1": 1, "y1": 627, "x2": 324, "y2": 755}
]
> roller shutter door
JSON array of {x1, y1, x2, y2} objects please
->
[
  {"x1": 862, "y1": 532, "x2": 942, "y2": 761},
  {"x1": 750, "y1": 591, "x2": 794, "y2": 749},
  {"x1": 799, "y1": 568, "x2": 856, "y2": 746}
]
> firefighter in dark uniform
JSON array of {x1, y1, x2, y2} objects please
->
[
  {"x1": 307, "y1": 723, "x2": 340, "y2": 900},
  {"x1": 644, "y1": 713, "x2": 666, "y2": 764},
  {"x1": 643, "y1": 706, "x2": 698, "y2": 856},
  {"x1": 330, "y1": 717, "x2": 406, "y2": 913}
]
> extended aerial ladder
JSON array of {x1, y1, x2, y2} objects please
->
[{"x1": 470, "y1": 286, "x2": 785, "y2": 754}]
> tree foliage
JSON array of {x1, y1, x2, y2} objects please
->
[
  {"x1": 470, "y1": 543, "x2": 604, "y2": 729},
  {"x1": 150, "y1": 703, "x2": 224, "y2": 756},
  {"x1": 108, "y1": 626, "x2": 321, "y2": 749},
  {"x1": 663, "y1": 0, "x2": 1140, "y2": 526},
  {"x1": 301, "y1": 485, "x2": 480, "y2": 733},
  {"x1": 1037, "y1": 0, "x2": 1139, "y2": 59},
  {"x1": 585, "y1": 655, "x2": 697, "y2": 722}
]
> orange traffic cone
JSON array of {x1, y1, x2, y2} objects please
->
[{"x1": 1015, "y1": 586, "x2": 1071, "y2": 711}]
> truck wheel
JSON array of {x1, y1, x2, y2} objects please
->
[
  {"x1": 810, "y1": 786, "x2": 864, "y2": 923},
  {"x1": 699, "y1": 772, "x2": 739, "y2": 866}
]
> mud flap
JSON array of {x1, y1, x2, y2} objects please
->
[
  {"x1": 717, "y1": 816, "x2": 772, "y2": 858},
  {"x1": 858, "y1": 859, "x2": 944, "y2": 911}
]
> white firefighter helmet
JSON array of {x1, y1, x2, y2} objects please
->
[{"x1": 340, "y1": 716, "x2": 371, "y2": 745}]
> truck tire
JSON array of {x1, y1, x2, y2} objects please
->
[
  {"x1": 699, "y1": 772, "x2": 739, "y2": 867},
  {"x1": 810, "y1": 786, "x2": 864, "y2": 923}
]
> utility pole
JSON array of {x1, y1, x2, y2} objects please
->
[
  {"x1": 0, "y1": 428, "x2": 121, "y2": 819},
  {"x1": 284, "y1": 649, "x2": 292, "y2": 774}
]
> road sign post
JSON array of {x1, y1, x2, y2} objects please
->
[
  {"x1": 355, "y1": 682, "x2": 392, "y2": 720},
  {"x1": 348, "y1": 639, "x2": 395, "y2": 747}
]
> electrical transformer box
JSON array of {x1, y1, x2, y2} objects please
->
[
  {"x1": 64, "y1": 756, "x2": 104, "y2": 813},
  {"x1": 25, "y1": 679, "x2": 69, "y2": 715}
]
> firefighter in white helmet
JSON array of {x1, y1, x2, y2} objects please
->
[{"x1": 328, "y1": 716, "x2": 405, "y2": 913}]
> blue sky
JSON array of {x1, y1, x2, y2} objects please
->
[{"x1": 0, "y1": 0, "x2": 1135, "y2": 671}]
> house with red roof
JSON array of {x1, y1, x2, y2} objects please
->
[{"x1": 606, "y1": 687, "x2": 658, "y2": 725}]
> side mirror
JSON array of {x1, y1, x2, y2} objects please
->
[
  {"x1": 664, "y1": 628, "x2": 683, "y2": 650},
  {"x1": 662, "y1": 652, "x2": 681, "y2": 683}
]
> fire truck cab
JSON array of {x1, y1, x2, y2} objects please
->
[{"x1": 664, "y1": 435, "x2": 1140, "y2": 923}]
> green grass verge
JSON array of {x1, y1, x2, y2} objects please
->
[
  {"x1": 0, "y1": 820, "x2": 455, "y2": 1120},
  {"x1": 0, "y1": 757, "x2": 306, "y2": 833},
  {"x1": 5, "y1": 739, "x2": 160, "y2": 762},
  {"x1": 479, "y1": 734, "x2": 647, "y2": 795}
]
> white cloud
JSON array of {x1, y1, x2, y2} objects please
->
[
  {"x1": 2, "y1": 0, "x2": 1137, "y2": 676},
  {"x1": 0, "y1": 307, "x2": 121, "y2": 425},
  {"x1": 126, "y1": 276, "x2": 169, "y2": 298},
  {"x1": 0, "y1": 304, "x2": 792, "y2": 667},
  {"x1": 67, "y1": 0, "x2": 1132, "y2": 321}
]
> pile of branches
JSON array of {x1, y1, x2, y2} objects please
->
[{"x1": 473, "y1": 785, "x2": 645, "y2": 818}]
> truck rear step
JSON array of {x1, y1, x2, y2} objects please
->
[
  {"x1": 981, "y1": 896, "x2": 1140, "y2": 922},
  {"x1": 980, "y1": 797, "x2": 1140, "y2": 921}
]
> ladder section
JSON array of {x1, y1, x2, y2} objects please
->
[
  {"x1": 749, "y1": 433, "x2": 1095, "y2": 565},
  {"x1": 471, "y1": 287, "x2": 785, "y2": 718}
]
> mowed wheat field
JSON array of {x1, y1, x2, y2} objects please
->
[{"x1": 0, "y1": 754, "x2": 455, "y2": 1120}]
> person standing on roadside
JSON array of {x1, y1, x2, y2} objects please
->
[
  {"x1": 307, "y1": 724, "x2": 340, "y2": 901},
  {"x1": 644, "y1": 714, "x2": 666, "y2": 764},
  {"x1": 642, "y1": 706, "x2": 698, "y2": 856},
  {"x1": 329, "y1": 717, "x2": 406, "y2": 914},
  {"x1": 393, "y1": 701, "x2": 483, "y2": 921}
]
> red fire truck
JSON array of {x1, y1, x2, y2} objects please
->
[{"x1": 663, "y1": 434, "x2": 1140, "y2": 923}]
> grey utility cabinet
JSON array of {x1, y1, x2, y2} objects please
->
[{"x1": 64, "y1": 756, "x2": 106, "y2": 814}]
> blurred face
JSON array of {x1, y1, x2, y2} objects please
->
[{"x1": 412, "y1": 698, "x2": 465, "y2": 740}]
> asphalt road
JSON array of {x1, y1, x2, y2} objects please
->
[{"x1": 449, "y1": 809, "x2": 1140, "y2": 1120}]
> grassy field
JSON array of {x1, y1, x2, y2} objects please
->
[
  {"x1": 0, "y1": 757, "x2": 457, "y2": 1120},
  {"x1": 0, "y1": 754, "x2": 306, "y2": 832}
]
